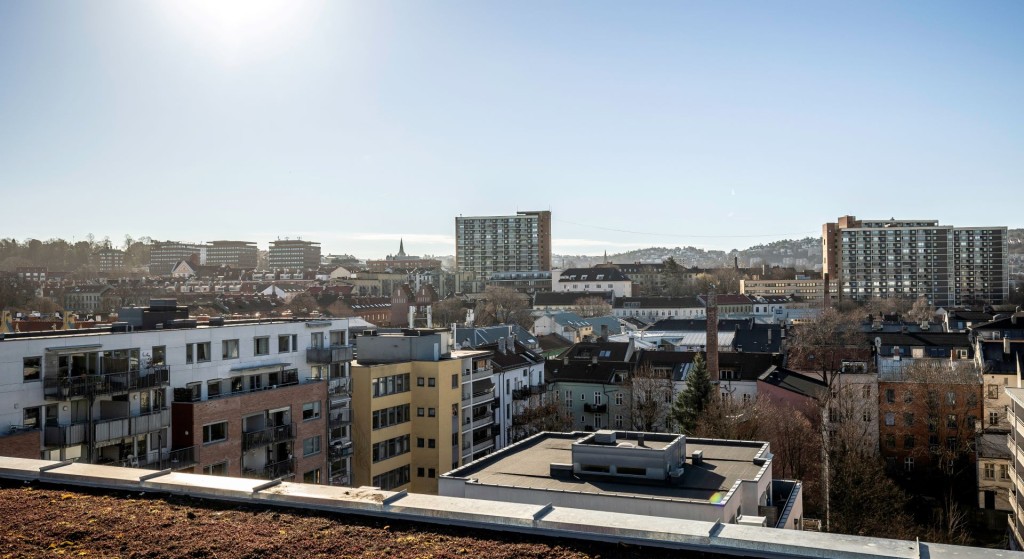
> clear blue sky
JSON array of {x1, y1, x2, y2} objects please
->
[{"x1": 1, "y1": 1, "x2": 1021, "y2": 258}]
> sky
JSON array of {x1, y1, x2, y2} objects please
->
[{"x1": 1, "y1": 1, "x2": 1022, "y2": 259}]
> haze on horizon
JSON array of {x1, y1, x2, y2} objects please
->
[{"x1": 1, "y1": 1, "x2": 1022, "y2": 259}]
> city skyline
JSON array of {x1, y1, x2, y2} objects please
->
[{"x1": 1, "y1": 2, "x2": 1022, "y2": 257}]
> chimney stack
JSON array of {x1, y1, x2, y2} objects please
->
[{"x1": 706, "y1": 288, "x2": 720, "y2": 382}]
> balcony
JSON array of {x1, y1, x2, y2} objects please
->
[
  {"x1": 242, "y1": 457, "x2": 295, "y2": 480},
  {"x1": 306, "y1": 345, "x2": 354, "y2": 364},
  {"x1": 512, "y1": 384, "x2": 546, "y2": 401},
  {"x1": 94, "y1": 408, "x2": 170, "y2": 444},
  {"x1": 462, "y1": 389, "x2": 495, "y2": 406},
  {"x1": 174, "y1": 369, "x2": 300, "y2": 403},
  {"x1": 328, "y1": 377, "x2": 351, "y2": 395},
  {"x1": 584, "y1": 403, "x2": 608, "y2": 414},
  {"x1": 464, "y1": 412, "x2": 494, "y2": 432},
  {"x1": 242, "y1": 424, "x2": 295, "y2": 452},
  {"x1": 462, "y1": 366, "x2": 493, "y2": 382},
  {"x1": 329, "y1": 440, "x2": 353, "y2": 459},
  {"x1": 329, "y1": 409, "x2": 351, "y2": 429},
  {"x1": 44, "y1": 366, "x2": 170, "y2": 400},
  {"x1": 44, "y1": 423, "x2": 87, "y2": 447}
]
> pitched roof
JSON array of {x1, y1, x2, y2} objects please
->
[
  {"x1": 557, "y1": 267, "x2": 632, "y2": 282},
  {"x1": 613, "y1": 297, "x2": 704, "y2": 309},
  {"x1": 758, "y1": 366, "x2": 828, "y2": 399}
]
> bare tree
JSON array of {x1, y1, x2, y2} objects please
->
[
  {"x1": 573, "y1": 296, "x2": 611, "y2": 318},
  {"x1": 511, "y1": 400, "x2": 572, "y2": 442},
  {"x1": 474, "y1": 286, "x2": 531, "y2": 328},
  {"x1": 432, "y1": 297, "x2": 468, "y2": 326},
  {"x1": 906, "y1": 295, "x2": 935, "y2": 324},
  {"x1": 626, "y1": 362, "x2": 674, "y2": 432}
]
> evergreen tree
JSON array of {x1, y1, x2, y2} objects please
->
[{"x1": 671, "y1": 351, "x2": 713, "y2": 433}]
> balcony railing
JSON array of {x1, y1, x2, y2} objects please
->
[
  {"x1": 464, "y1": 412, "x2": 494, "y2": 432},
  {"x1": 243, "y1": 457, "x2": 295, "y2": 480},
  {"x1": 44, "y1": 423, "x2": 88, "y2": 447},
  {"x1": 328, "y1": 377, "x2": 351, "y2": 395},
  {"x1": 94, "y1": 408, "x2": 170, "y2": 443},
  {"x1": 329, "y1": 440, "x2": 353, "y2": 459},
  {"x1": 44, "y1": 366, "x2": 170, "y2": 400},
  {"x1": 329, "y1": 409, "x2": 352, "y2": 428},
  {"x1": 306, "y1": 345, "x2": 354, "y2": 364},
  {"x1": 463, "y1": 366, "x2": 494, "y2": 382},
  {"x1": 174, "y1": 369, "x2": 300, "y2": 403},
  {"x1": 242, "y1": 424, "x2": 295, "y2": 451},
  {"x1": 584, "y1": 403, "x2": 607, "y2": 414},
  {"x1": 511, "y1": 384, "x2": 546, "y2": 401}
]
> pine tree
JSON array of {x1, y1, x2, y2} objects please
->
[{"x1": 671, "y1": 351, "x2": 713, "y2": 434}]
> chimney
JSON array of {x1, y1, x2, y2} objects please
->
[
  {"x1": 601, "y1": 324, "x2": 609, "y2": 341},
  {"x1": 706, "y1": 288, "x2": 719, "y2": 382},
  {"x1": 1005, "y1": 336, "x2": 1011, "y2": 356},
  {"x1": 498, "y1": 337, "x2": 507, "y2": 355}
]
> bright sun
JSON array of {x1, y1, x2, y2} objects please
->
[{"x1": 159, "y1": 0, "x2": 317, "y2": 62}]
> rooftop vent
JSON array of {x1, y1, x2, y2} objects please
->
[{"x1": 593, "y1": 430, "x2": 617, "y2": 445}]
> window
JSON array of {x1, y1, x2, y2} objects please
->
[
  {"x1": 371, "y1": 435, "x2": 409, "y2": 463},
  {"x1": 1000, "y1": 464, "x2": 1009, "y2": 480},
  {"x1": 372, "y1": 404, "x2": 411, "y2": 430},
  {"x1": 947, "y1": 414, "x2": 957, "y2": 429},
  {"x1": 428, "y1": 468, "x2": 436, "y2": 478},
  {"x1": 417, "y1": 407, "x2": 425, "y2": 417},
  {"x1": 303, "y1": 469, "x2": 321, "y2": 484},
  {"x1": 990, "y1": 411, "x2": 1000, "y2": 426},
  {"x1": 278, "y1": 334, "x2": 297, "y2": 353},
  {"x1": 428, "y1": 408, "x2": 436, "y2": 417},
  {"x1": 22, "y1": 406, "x2": 40, "y2": 429},
  {"x1": 372, "y1": 373, "x2": 411, "y2": 398},
  {"x1": 417, "y1": 377, "x2": 425, "y2": 387},
  {"x1": 452, "y1": 374, "x2": 458, "y2": 388},
  {"x1": 303, "y1": 435, "x2": 322, "y2": 457},
  {"x1": 988, "y1": 384, "x2": 1000, "y2": 399},
  {"x1": 254, "y1": 337, "x2": 270, "y2": 356},
  {"x1": 904, "y1": 413, "x2": 914, "y2": 427},
  {"x1": 861, "y1": 385, "x2": 871, "y2": 399},
  {"x1": 615, "y1": 392, "x2": 623, "y2": 406},
  {"x1": 885, "y1": 434, "x2": 896, "y2": 449},
  {"x1": 946, "y1": 391, "x2": 956, "y2": 406},
  {"x1": 204, "y1": 461, "x2": 228, "y2": 476},
  {"x1": 417, "y1": 467, "x2": 425, "y2": 478},
  {"x1": 904, "y1": 457, "x2": 914, "y2": 472},
  {"x1": 884, "y1": 412, "x2": 895, "y2": 426},
  {"x1": 372, "y1": 465, "x2": 410, "y2": 490},
  {"x1": 862, "y1": 411, "x2": 871, "y2": 422},
  {"x1": 417, "y1": 438, "x2": 425, "y2": 448},
  {"x1": 428, "y1": 377, "x2": 435, "y2": 387},
  {"x1": 196, "y1": 342, "x2": 211, "y2": 363},
  {"x1": 984, "y1": 463, "x2": 995, "y2": 479},
  {"x1": 885, "y1": 389, "x2": 895, "y2": 404},
  {"x1": 222, "y1": 339, "x2": 239, "y2": 360},
  {"x1": 185, "y1": 344, "x2": 194, "y2": 364},
  {"x1": 203, "y1": 421, "x2": 228, "y2": 444},
  {"x1": 303, "y1": 401, "x2": 321, "y2": 421},
  {"x1": 428, "y1": 439, "x2": 435, "y2": 448},
  {"x1": 151, "y1": 346, "x2": 166, "y2": 366},
  {"x1": 904, "y1": 435, "x2": 915, "y2": 449},
  {"x1": 23, "y1": 356, "x2": 41, "y2": 382}
]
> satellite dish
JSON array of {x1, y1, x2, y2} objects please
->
[{"x1": 874, "y1": 337, "x2": 882, "y2": 348}]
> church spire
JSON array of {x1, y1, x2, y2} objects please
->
[{"x1": 397, "y1": 238, "x2": 406, "y2": 258}]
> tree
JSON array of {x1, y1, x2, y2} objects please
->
[
  {"x1": 907, "y1": 295, "x2": 935, "y2": 324},
  {"x1": 473, "y1": 286, "x2": 531, "y2": 329},
  {"x1": 431, "y1": 297, "x2": 468, "y2": 327},
  {"x1": 670, "y1": 352, "x2": 712, "y2": 434},
  {"x1": 0, "y1": 275, "x2": 35, "y2": 310},
  {"x1": 511, "y1": 400, "x2": 572, "y2": 442},
  {"x1": 627, "y1": 362, "x2": 674, "y2": 432},
  {"x1": 573, "y1": 296, "x2": 611, "y2": 318}
]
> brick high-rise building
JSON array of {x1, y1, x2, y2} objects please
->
[
  {"x1": 822, "y1": 216, "x2": 1008, "y2": 307},
  {"x1": 455, "y1": 211, "x2": 551, "y2": 294}
]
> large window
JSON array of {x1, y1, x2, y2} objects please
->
[
  {"x1": 372, "y1": 404, "x2": 411, "y2": 430},
  {"x1": 203, "y1": 421, "x2": 228, "y2": 444},
  {"x1": 302, "y1": 401, "x2": 321, "y2": 421},
  {"x1": 372, "y1": 465, "x2": 410, "y2": 491},
  {"x1": 254, "y1": 337, "x2": 270, "y2": 356},
  {"x1": 278, "y1": 334, "x2": 298, "y2": 353},
  {"x1": 303, "y1": 436, "x2": 322, "y2": 457},
  {"x1": 371, "y1": 373, "x2": 410, "y2": 398},
  {"x1": 196, "y1": 342, "x2": 211, "y2": 363},
  {"x1": 23, "y1": 356, "x2": 41, "y2": 382},
  {"x1": 372, "y1": 435, "x2": 410, "y2": 463},
  {"x1": 222, "y1": 339, "x2": 239, "y2": 360}
]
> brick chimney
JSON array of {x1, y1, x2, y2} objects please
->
[{"x1": 706, "y1": 288, "x2": 719, "y2": 382}]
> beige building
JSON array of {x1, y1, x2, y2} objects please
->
[
  {"x1": 351, "y1": 330, "x2": 494, "y2": 494},
  {"x1": 740, "y1": 278, "x2": 826, "y2": 301}
]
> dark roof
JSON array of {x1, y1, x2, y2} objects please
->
[
  {"x1": 758, "y1": 366, "x2": 828, "y2": 399},
  {"x1": 478, "y1": 341, "x2": 544, "y2": 370},
  {"x1": 977, "y1": 339, "x2": 1024, "y2": 373},
  {"x1": 648, "y1": 318, "x2": 756, "y2": 331},
  {"x1": 535, "y1": 334, "x2": 573, "y2": 353},
  {"x1": 613, "y1": 297, "x2": 704, "y2": 309},
  {"x1": 558, "y1": 267, "x2": 632, "y2": 282},
  {"x1": 534, "y1": 291, "x2": 613, "y2": 306},
  {"x1": 969, "y1": 312, "x2": 1024, "y2": 332},
  {"x1": 867, "y1": 331, "x2": 971, "y2": 348}
]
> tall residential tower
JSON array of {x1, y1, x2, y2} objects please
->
[{"x1": 455, "y1": 211, "x2": 551, "y2": 294}]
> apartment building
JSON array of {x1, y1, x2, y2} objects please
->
[
  {"x1": 822, "y1": 216, "x2": 1008, "y2": 306},
  {"x1": 0, "y1": 300, "x2": 355, "y2": 486},
  {"x1": 350, "y1": 329, "x2": 495, "y2": 494},
  {"x1": 455, "y1": 211, "x2": 551, "y2": 294},
  {"x1": 206, "y1": 240, "x2": 258, "y2": 269},
  {"x1": 150, "y1": 241, "x2": 206, "y2": 275},
  {"x1": 740, "y1": 277, "x2": 826, "y2": 301},
  {"x1": 94, "y1": 247, "x2": 126, "y2": 272},
  {"x1": 1004, "y1": 386, "x2": 1024, "y2": 549},
  {"x1": 268, "y1": 239, "x2": 321, "y2": 271},
  {"x1": 552, "y1": 267, "x2": 633, "y2": 298}
]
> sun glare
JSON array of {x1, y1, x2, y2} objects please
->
[{"x1": 159, "y1": 0, "x2": 317, "y2": 62}]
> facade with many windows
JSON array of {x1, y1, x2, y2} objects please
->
[
  {"x1": 822, "y1": 216, "x2": 1008, "y2": 306},
  {"x1": 0, "y1": 301, "x2": 354, "y2": 487},
  {"x1": 455, "y1": 211, "x2": 551, "y2": 294}
]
